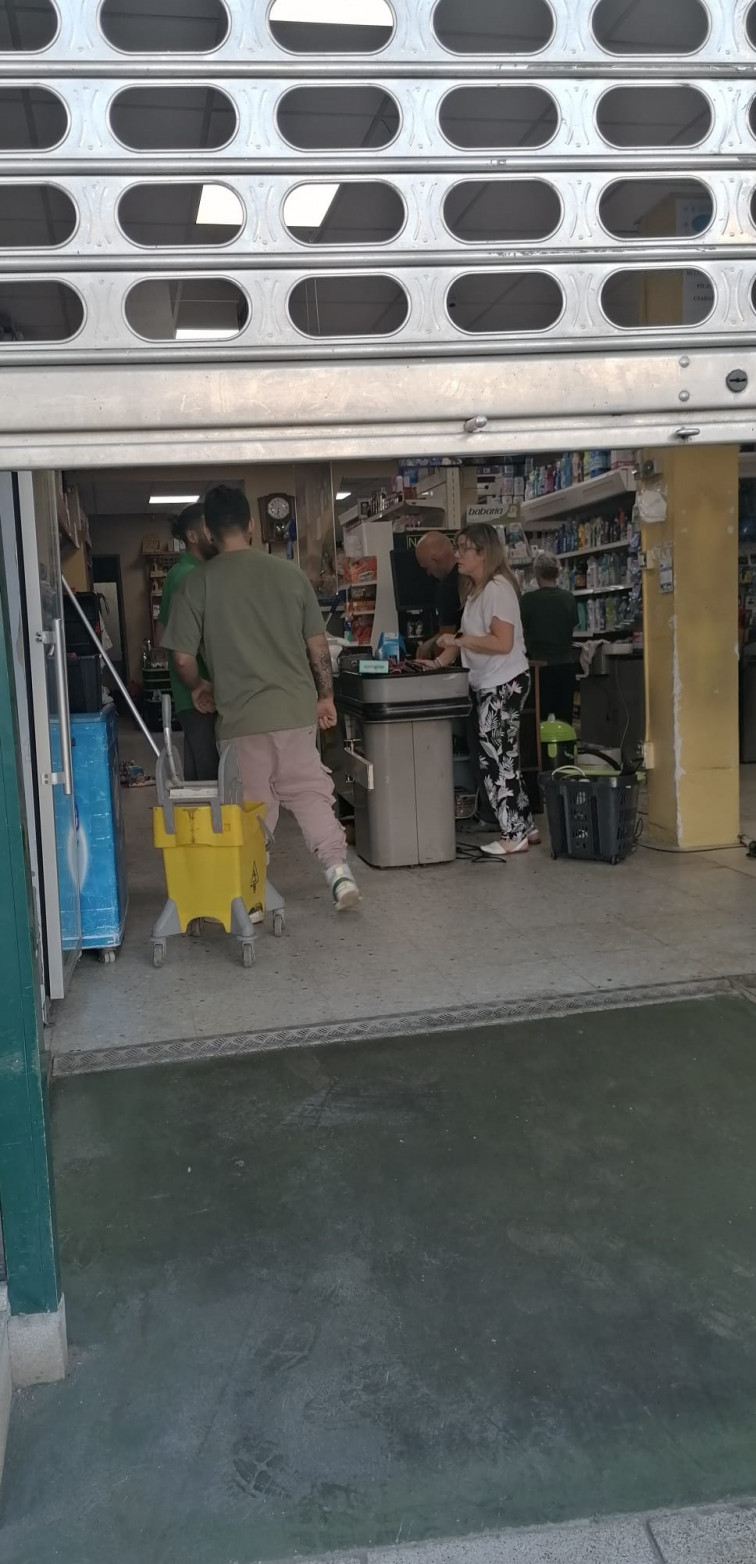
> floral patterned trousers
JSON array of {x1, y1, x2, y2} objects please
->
[{"x1": 475, "y1": 675, "x2": 535, "y2": 841}]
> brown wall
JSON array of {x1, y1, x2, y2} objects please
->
[
  {"x1": 88, "y1": 465, "x2": 300, "y2": 684},
  {"x1": 240, "y1": 462, "x2": 296, "y2": 555},
  {"x1": 87, "y1": 459, "x2": 401, "y2": 684},
  {"x1": 62, "y1": 544, "x2": 90, "y2": 593},
  {"x1": 292, "y1": 464, "x2": 329, "y2": 587}
]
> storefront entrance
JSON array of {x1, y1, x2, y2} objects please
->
[
  {"x1": 0, "y1": 435, "x2": 744, "y2": 1077},
  {"x1": 2, "y1": 1, "x2": 756, "y2": 1547}
]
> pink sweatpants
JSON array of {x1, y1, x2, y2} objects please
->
[{"x1": 224, "y1": 728, "x2": 347, "y2": 870}]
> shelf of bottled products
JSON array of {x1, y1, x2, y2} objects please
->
[
  {"x1": 557, "y1": 537, "x2": 631, "y2": 563},
  {"x1": 521, "y1": 466, "x2": 636, "y2": 528}
]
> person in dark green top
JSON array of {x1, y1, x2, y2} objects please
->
[
  {"x1": 156, "y1": 501, "x2": 218, "y2": 781},
  {"x1": 520, "y1": 553, "x2": 579, "y2": 725}
]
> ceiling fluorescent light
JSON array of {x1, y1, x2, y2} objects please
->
[
  {"x1": 272, "y1": 0, "x2": 392, "y2": 22},
  {"x1": 284, "y1": 183, "x2": 340, "y2": 230},
  {"x1": 174, "y1": 327, "x2": 240, "y2": 341},
  {"x1": 336, "y1": 490, "x2": 351, "y2": 499},
  {"x1": 149, "y1": 494, "x2": 200, "y2": 505},
  {"x1": 196, "y1": 184, "x2": 244, "y2": 226}
]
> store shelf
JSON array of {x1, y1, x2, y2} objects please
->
[
  {"x1": 556, "y1": 537, "x2": 634, "y2": 562},
  {"x1": 343, "y1": 501, "x2": 447, "y2": 528},
  {"x1": 345, "y1": 578, "x2": 377, "y2": 588},
  {"x1": 346, "y1": 607, "x2": 376, "y2": 617},
  {"x1": 572, "y1": 582, "x2": 631, "y2": 597},
  {"x1": 521, "y1": 467, "x2": 636, "y2": 527},
  {"x1": 574, "y1": 625, "x2": 633, "y2": 640}
]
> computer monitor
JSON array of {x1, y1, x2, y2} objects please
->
[{"x1": 390, "y1": 547, "x2": 436, "y2": 611}]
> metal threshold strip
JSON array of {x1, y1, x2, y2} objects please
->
[{"x1": 51, "y1": 975, "x2": 754, "y2": 1077}]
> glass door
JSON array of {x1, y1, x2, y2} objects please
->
[{"x1": 17, "y1": 471, "x2": 81, "y2": 998}]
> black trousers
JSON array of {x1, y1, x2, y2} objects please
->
[
  {"x1": 538, "y1": 664, "x2": 577, "y2": 726},
  {"x1": 178, "y1": 708, "x2": 219, "y2": 782},
  {"x1": 476, "y1": 676, "x2": 534, "y2": 841},
  {"x1": 465, "y1": 705, "x2": 499, "y2": 824}
]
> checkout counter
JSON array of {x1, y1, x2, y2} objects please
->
[{"x1": 332, "y1": 662, "x2": 470, "y2": 868}]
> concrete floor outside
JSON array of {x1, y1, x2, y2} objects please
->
[{"x1": 3, "y1": 995, "x2": 756, "y2": 1564}]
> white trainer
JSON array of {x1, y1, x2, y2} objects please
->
[
  {"x1": 480, "y1": 837, "x2": 529, "y2": 857},
  {"x1": 326, "y1": 863, "x2": 361, "y2": 911}
]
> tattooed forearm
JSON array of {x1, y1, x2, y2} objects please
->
[{"x1": 306, "y1": 634, "x2": 334, "y2": 699}]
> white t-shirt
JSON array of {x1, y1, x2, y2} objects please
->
[{"x1": 460, "y1": 576, "x2": 529, "y2": 692}]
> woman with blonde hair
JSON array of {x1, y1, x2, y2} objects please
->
[{"x1": 432, "y1": 522, "x2": 536, "y2": 855}]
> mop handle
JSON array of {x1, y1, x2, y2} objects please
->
[
  {"x1": 161, "y1": 692, "x2": 182, "y2": 789},
  {"x1": 62, "y1": 578, "x2": 160, "y2": 759}
]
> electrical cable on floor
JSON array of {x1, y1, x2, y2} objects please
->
[
  {"x1": 638, "y1": 833, "x2": 754, "y2": 855},
  {"x1": 455, "y1": 838, "x2": 503, "y2": 864},
  {"x1": 635, "y1": 806, "x2": 755, "y2": 857},
  {"x1": 638, "y1": 836, "x2": 730, "y2": 854}
]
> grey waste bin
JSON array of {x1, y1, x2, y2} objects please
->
[{"x1": 335, "y1": 667, "x2": 470, "y2": 867}]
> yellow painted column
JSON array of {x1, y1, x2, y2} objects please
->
[{"x1": 642, "y1": 444, "x2": 739, "y2": 849}]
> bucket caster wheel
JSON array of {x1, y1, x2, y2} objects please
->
[
  {"x1": 152, "y1": 940, "x2": 166, "y2": 969},
  {"x1": 98, "y1": 948, "x2": 116, "y2": 965},
  {"x1": 188, "y1": 919, "x2": 203, "y2": 938},
  {"x1": 272, "y1": 911, "x2": 286, "y2": 938},
  {"x1": 241, "y1": 941, "x2": 255, "y2": 969}
]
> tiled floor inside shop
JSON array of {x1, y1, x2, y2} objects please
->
[
  {"x1": 5, "y1": 996, "x2": 756, "y2": 1564},
  {"x1": 50, "y1": 726, "x2": 756, "y2": 1061}
]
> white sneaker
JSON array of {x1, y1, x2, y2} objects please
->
[
  {"x1": 480, "y1": 836, "x2": 529, "y2": 857},
  {"x1": 326, "y1": 863, "x2": 360, "y2": 911}
]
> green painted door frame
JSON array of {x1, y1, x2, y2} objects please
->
[{"x1": 0, "y1": 533, "x2": 61, "y2": 1316}]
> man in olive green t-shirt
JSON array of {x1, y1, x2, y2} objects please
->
[
  {"x1": 161, "y1": 484, "x2": 359, "y2": 912},
  {"x1": 156, "y1": 501, "x2": 218, "y2": 782}
]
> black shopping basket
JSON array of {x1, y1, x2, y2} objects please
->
[{"x1": 540, "y1": 769, "x2": 640, "y2": 865}]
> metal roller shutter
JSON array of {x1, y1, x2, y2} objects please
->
[{"x1": 0, "y1": 0, "x2": 752, "y2": 459}]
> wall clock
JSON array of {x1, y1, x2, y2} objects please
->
[{"x1": 258, "y1": 493, "x2": 296, "y2": 545}]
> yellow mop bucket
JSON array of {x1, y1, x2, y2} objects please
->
[
  {"x1": 150, "y1": 696, "x2": 283, "y2": 968},
  {"x1": 153, "y1": 799, "x2": 267, "y2": 935}
]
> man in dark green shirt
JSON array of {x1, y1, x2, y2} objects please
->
[
  {"x1": 415, "y1": 531, "x2": 462, "y2": 657},
  {"x1": 521, "y1": 553, "x2": 579, "y2": 725},
  {"x1": 156, "y1": 502, "x2": 218, "y2": 781},
  {"x1": 161, "y1": 485, "x2": 359, "y2": 912}
]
